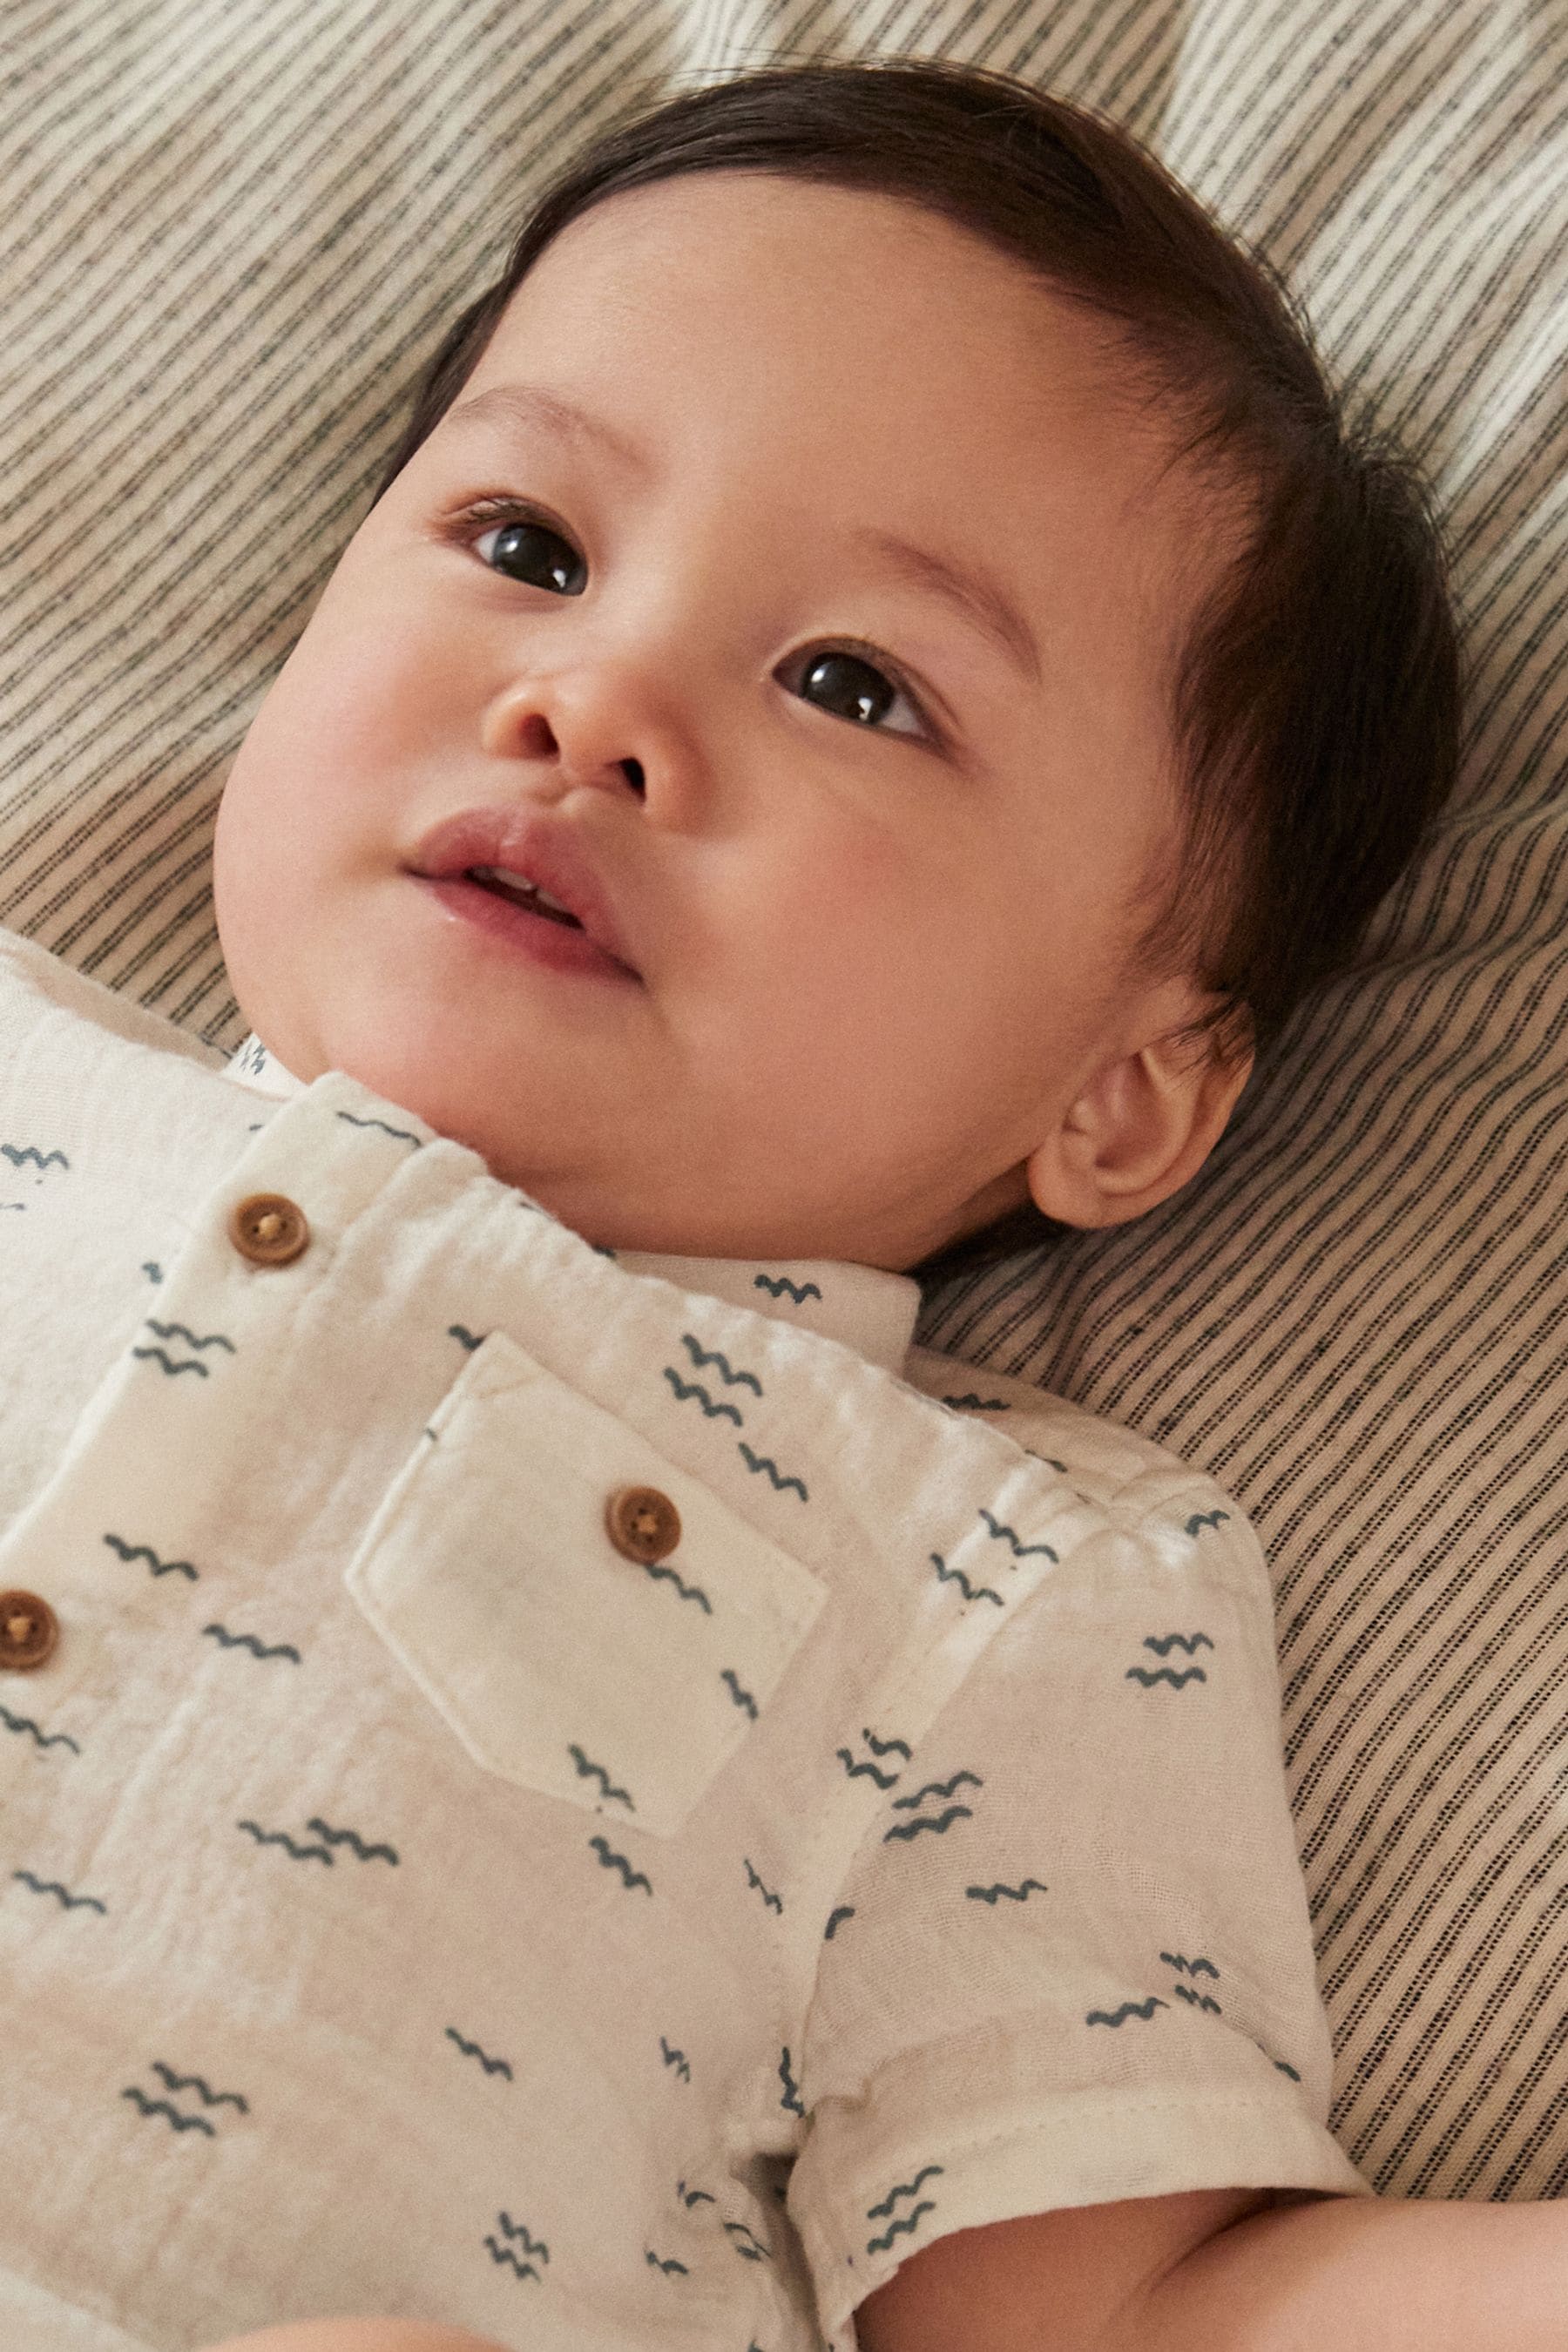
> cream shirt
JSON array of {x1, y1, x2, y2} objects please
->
[{"x1": 0, "y1": 928, "x2": 1367, "y2": 2352}]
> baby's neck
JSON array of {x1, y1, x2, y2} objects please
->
[{"x1": 222, "y1": 1032, "x2": 921, "y2": 1369}]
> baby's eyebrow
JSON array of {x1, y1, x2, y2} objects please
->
[
  {"x1": 846, "y1": 524, "x2": 1042, "y2": 689},
  {"x1": 445, "y1": 382, "x2": 653, "y2": 479},
  {"x1": 442, "y1": 381, "x2": 1041, "y2": 689}
]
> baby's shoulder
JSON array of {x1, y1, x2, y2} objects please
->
[{"x1": 901, "y1": 1340, "x2": 1253, "y2": 1558}]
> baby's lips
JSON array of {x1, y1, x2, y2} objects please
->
[{"x1": 409, "y1": 803, "x2": 642, "y2": 977}]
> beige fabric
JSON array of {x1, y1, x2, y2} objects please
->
[{"x1": 2, "y1": 0, "x2": 1564, "y2": 2201}]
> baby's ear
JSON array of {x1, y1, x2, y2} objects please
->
[{"x1": 1027, "y1": 1004, "x2": 1253, "y2": 1230}]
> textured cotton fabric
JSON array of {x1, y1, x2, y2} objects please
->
[
  {"x1": 3, "y1": 0, "x2": 1565, "y2": 2211},
  {"x1": 0, "y1": 927, "x2": 1364, "y2": 2352}
]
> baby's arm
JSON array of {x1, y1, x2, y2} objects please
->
[
  {"x1": 193, "y1": 2186, "x2": 1568, "y2": 2352},
  {"x1": 854, "y1": 2184, "x2": 1568, "y2": 2352}
]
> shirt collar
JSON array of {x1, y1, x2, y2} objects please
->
[{"x1": 226, "y1": 1035, "x2": 922, "y2": 1375}]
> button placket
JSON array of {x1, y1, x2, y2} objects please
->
[
  {"x1": 0, "y1": 1080, "x2": 443, "y2": 1716},
  {"x1": 0, "y1": 1160, "x2": 332, "y2": 1703}
]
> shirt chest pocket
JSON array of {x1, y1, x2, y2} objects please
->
[{"x1": 344, "y1": 1330, "x2": 829, "y2": 1837}]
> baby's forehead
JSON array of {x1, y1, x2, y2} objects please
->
[
  {"x1": 464, "y1": 194, "x2": 1188, "y2": 563},
  {"x1": 485, "y1": 171, "x2": 1130, "y2": 422}
]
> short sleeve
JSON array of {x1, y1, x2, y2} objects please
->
[{"x1": 787, "y1": 1485, "x2": 1370, "y2": 2349}]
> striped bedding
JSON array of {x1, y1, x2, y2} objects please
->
[{"x1": 3, "y1": 0, "x2": 1565, "y2": 2201}]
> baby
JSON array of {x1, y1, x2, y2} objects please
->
[{"x1": 7, "y1": 49, "x2": 1534, "y2": 2352}]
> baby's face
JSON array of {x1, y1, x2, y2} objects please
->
[{"x1": 215, "y1": 171, "x2": 1206, "y2": 1271}]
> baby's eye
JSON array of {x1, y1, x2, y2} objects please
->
[
  {"x1": 475, "y1": 512, "x2": 587, "y2": 596},
  {"x1": 458, "y1": 507, "x2": 931, "y2": 743},
  {"x1": 788, "y1": 647, "x2": 929, "y2": 740}
]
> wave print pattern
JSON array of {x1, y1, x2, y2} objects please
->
[
  {"x1": 868, "y1": 2166, "x2": 944, "y2": 2218},
  {"x1": 485, "y1": 2238, "x2": 542, "y2": 2282},
  {"x1": 737, "y1": 1443, "x2": 808, "y2": 1501},
  {"x1": 590, "y1": 1836, "x2": 652, "y2": 1894},
  {"x1": 866, "y1": 2203, "x2": 936, "y2": 2254},
  {"x1": 679, "y1": 1333, "x2": 762, "y2": 1393},
  {"x1": 720, "y1": 1668, "x2": 757, "y2": 1719},
  {"x1": 335, "y1": 1111, "x2": 423, "y2": 1145},
  {"x1": 977, "y1": 1507, "x2": 1058, "y2": 1561},
  {"x1": 237, "y1": 1821, "x2": 333, "y2": 1865},
  {"x1": 121, "y1": 2086, "x2": 213, "y2": 2137},
  {"x1": 641, "y1": 1558, "x2": 713, "y2": 1612},
  {"x1": 130, "y1": 1345, "x2": 208, "y2": 1378},
  {"x1": 150, "y1": 2062, "x2": 248, "y2": 2112},
  {"x1": 0, "y1": 1703, "x2": 78, "y2": 1754},
  {"x1": 752, "y1": 1275, "x2": 821, "y2": 1303},
  {"x1": 929, "y1": 1553, "x2": 1003, "y2": 1607},
  {"x1": 659, "y1": 2037, "x2": 691, "y2": 2083},
  {"x1": 445, "y1": 2028, "x2": 513, "y2": 2080},
  {"x1": 202, "y1": 1623, "x2": 301, "y2": 1664},
  {"x1": 569, "y1": 1743, "x2": 634, "y2": 1810},
  {"x1": 133, "y1": 1319, "x2": 236, "y2": 1380},
  {"x1": 144, "y1": 1319, "x2": 234, "y2": 1354},
  {"x1": 495, "y1": 2212, "x2": 549, "y2": 2261},
  {"x1": 1086, "y1": 1997, "x2": 1168, "y2": 2027},
  {"x1": 306, "y1": 1817, "x2": 398, "y2": 1865},
  {"x1": 662, "y1": 1367, "x2": 744, "y2": 1425},
  {"x1": 11, "y1": 1869, "x2": 105, "y2": 1912},
  {"x1": 892, "y1": 1771, "x2": 983, "y2": 1809},
  {"x1": 1, "y1": 1143, "x2": 68, "y2": 1170},
  {"x1": 104, "y1": 1532, "x2": 197, "y2": 1579},
  {"x1": 882, "y1": 1805, "x2": 973, "y2": 1842},
  {"x1": 744, "y1": 1858, "x2": 782, "y2": 1914}
]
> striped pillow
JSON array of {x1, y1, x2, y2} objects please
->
[{"x1": 3, "y1": 0, "x2": 1564, "y2": 2199}]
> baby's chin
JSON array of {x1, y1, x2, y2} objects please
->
[
  {"x1": 231, "y1": 1004, "x2": 929, "y2": 1268},
  {"x1": 253, "y1": 1021, "x2": 609, "y2": 1233}
]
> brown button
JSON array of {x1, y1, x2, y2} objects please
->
[
  {"x1": 0, "y1": 1591, "x2": 59, "y2": 1672},
  {"x1": 605, "y1": 1486, "x2": 682, "y2": 1565},
  {"x1": 229, "y1": 1193, "x2": 310, "y2": 1267}
]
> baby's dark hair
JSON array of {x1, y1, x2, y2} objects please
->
[{"x1": 374, "y1": 56, "x2": 1461, "y2": 1292}]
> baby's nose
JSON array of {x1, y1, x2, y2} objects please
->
[{"x1": 479, "y1": 681, "x2": 648, "y2": 799}]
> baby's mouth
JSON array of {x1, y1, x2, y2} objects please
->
[
  {"x1": 463, "y1": 866, "x2": 584, "y2": 929},
  {"x1": 408, "y1": 808, "x2": 643, "y2": 978}
]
